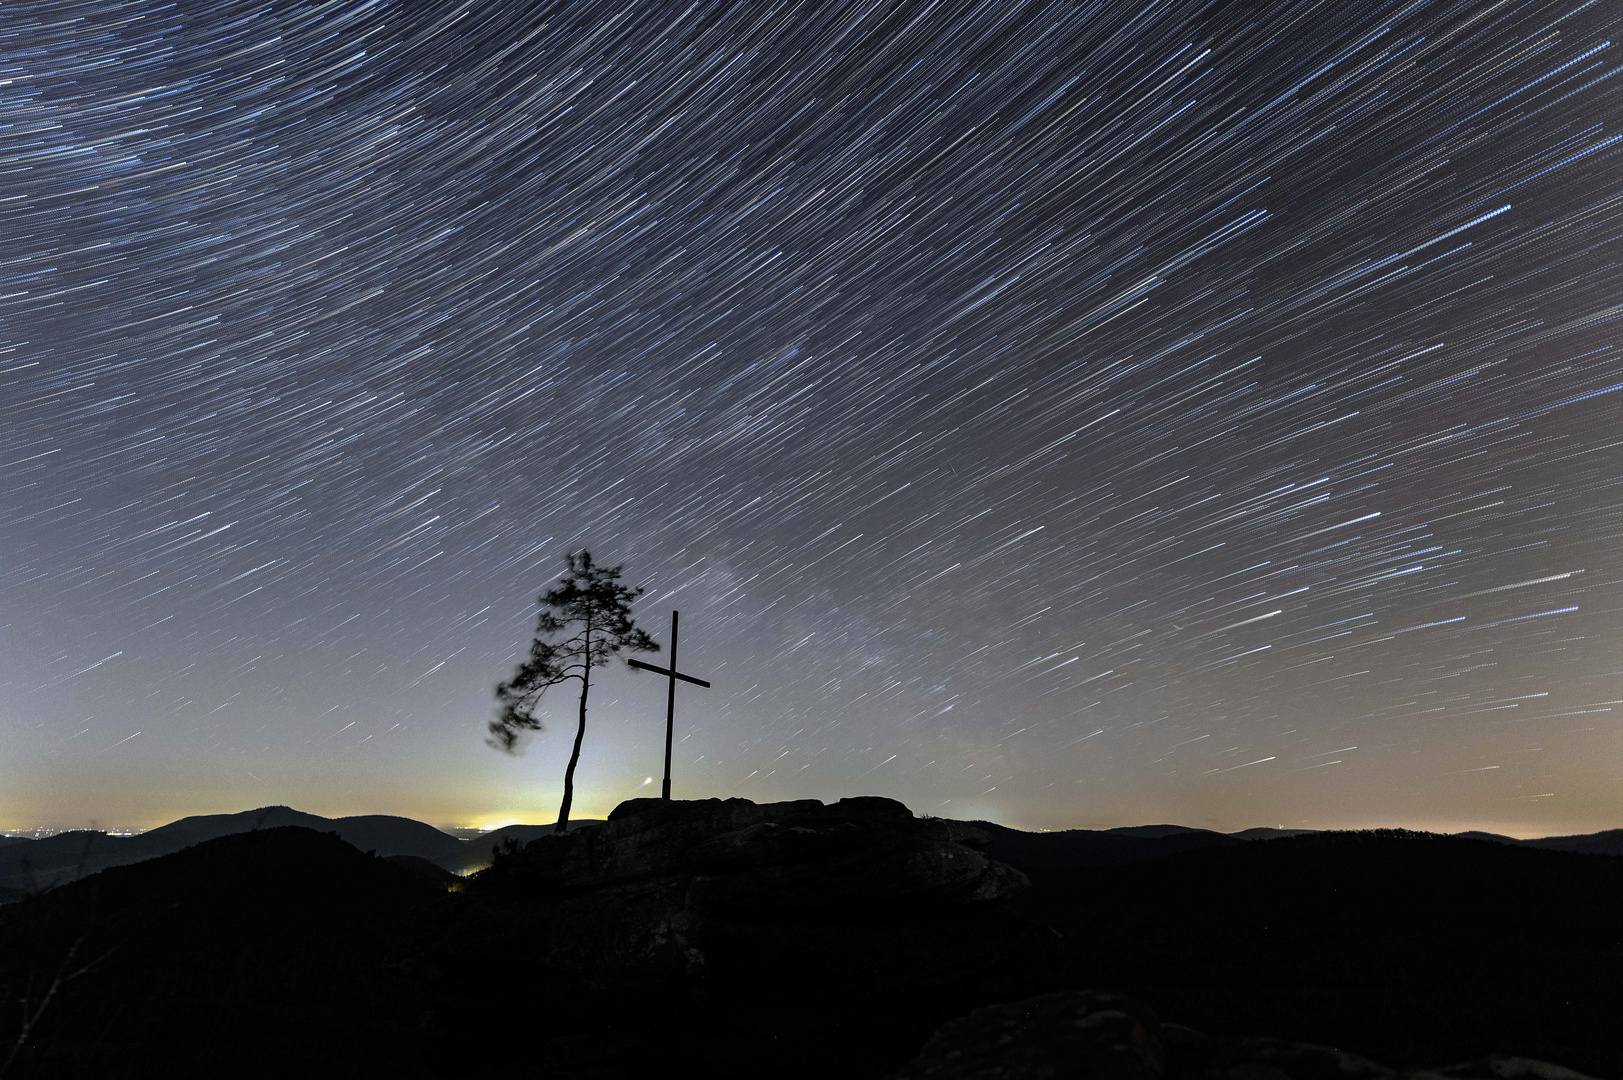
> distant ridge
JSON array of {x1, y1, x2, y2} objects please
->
[
  {"x1": 1229, "y1": 827, "x2": 1319, "y2": 840},
  {"x1": 0, "y1": 805, "x2": 464, "y2": 893},
  {"x1": 961, "y1": 820, "x2": 1241, "y2": 867},
  {"x1": 3, "y1": 803, "x2": 1615, "y2": 898},
  {"x1": 436, "y1": 820, "x2": 605, "y2": 876},
  {"x1": 1106, "y1": 824, "x2": 1226, "y2": 839},
  {"x1": 384, "y1": 853, "x2": 464, "y2": 886},
  {"x1": 1231, "y1": 826, "x2": 1623, "y2": 855},
  {"x1": 1455, "y1": 830, "x2": 1522, "y2": 844},
  {"x1": 1522, "y1": 828, "x2": 1623, "y2": 856},
  {"x1": 957, "y1": 819, "x2": 1622, "y2": 869},
  {"x1": 0, "y1": 808, "x2": 617, "y2": 895},
  {"x1": 1443, "y1": 828, "x2": 1623, "y2": 856},
  {"x1": 138, "y1": 805, "x2": 467, "y2": 862}
]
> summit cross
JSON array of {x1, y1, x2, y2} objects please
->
[{"x1": 626, "y1": 609, "x2": 711, "y2": 800}]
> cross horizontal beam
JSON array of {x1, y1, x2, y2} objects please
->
[{"x1": 627, "y1": 657, "x2": 711, "y2": 687}]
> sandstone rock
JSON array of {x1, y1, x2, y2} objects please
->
[
  {"x1": 1181, "y1": 1037, "x2": 1397, "y2": 1080},
  {"x1": 1423, "y1": 1058, "x2": 1605, "y2": 1080},
  {"x1": 476, "y1": 794, "x2": 1025, "y2": 909},
  {"x1": 895, "y1": 990, "x2": 1168, "y2": 1080},
  {"x1": 894, "y1": 991, "x2": 1601, "y2": 1080},
  {"x1": 461, "y1": 795, "x2": 1038, "y2": 994}
]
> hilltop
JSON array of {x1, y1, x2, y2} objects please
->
[
  {"x1": 0, "y1": 797, "x2": 1616, "y2": 1078},
  {"x1": 0, "y1": 807, "x2": 605, "y2": 894}
]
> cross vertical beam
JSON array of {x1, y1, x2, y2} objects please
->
[
  {"x1": 662, "y1": 610, "x2": 679, "y2": 800},
  {"x1": 626, "y1": 610, "x2": 711, "y2": 801}
]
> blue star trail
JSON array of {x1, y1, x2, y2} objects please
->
[{"x1": 2, "y1": 0, "x2": 1618, "y2": 833}]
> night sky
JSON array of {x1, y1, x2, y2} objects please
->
[{"x1": 4, "y1": 0, "x2": 1619, "y2": 836}]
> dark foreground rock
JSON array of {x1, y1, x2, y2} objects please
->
[
  {"x1": 1007, "y1": 833, "x2": 1622, "y2": 1077},
  {"x1": 477, "y1": 794, "x2": 1024, "y2": 904},
  {"x1": 433, "y1": 795, "x2": 1056, "y2": 1055},
  {"x1": 896, "y1": 991, "x2": 1603, "y2": 1080},
  {"x1": 1, "y1": 800, "x2": 1616, "y2": 1079},
  {"x1": 0, "y1": 827, "x2": 446, "y2": 1078},
  {"x1": 461, "y1": 794, "x2": 1031, "y2": 987}
]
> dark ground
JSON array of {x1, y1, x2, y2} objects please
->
[
  {"x1": 1009, "y1": 831, "x2": 1622, "y2": 1077},
  {"x1": 0, "y1": 825, "x2": 1617, "y2": 1079}
]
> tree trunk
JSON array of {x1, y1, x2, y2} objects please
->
[{"x1": 556, "y1": 623, "x2": 590, "y2": 833}]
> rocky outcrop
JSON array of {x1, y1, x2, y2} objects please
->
[
  {"x1": 477, "y1": 795, "x2": 1024, "y2": 904},
  {"x1": 461, "y1": 795, "x2": 1039, "y2": 994},
  {"x1": 895, "y1": 991, "x2": 1603, "y2": 1080},
  {"x1": 897, "y1": 990, "x2": 1169, "y2": 1080}
]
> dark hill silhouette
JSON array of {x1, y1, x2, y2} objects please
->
[
  {"x1": 1229, "y1": 826, "x2": 1319, "y2": 839},
  {"x1": 432, "y1": 819, "x2": 605, "y2": 876},
  {"x1": 1008, "y1": 829, "x2": 1622, "y2": 1077},
  {"x1": 971, "y1": 821, "x2": 1623, "y2": 863},
  {"x1": 0, "y1": 830, "x2": 119, "y2": 893},
  {"x1": 320, "y1": 812, "x2": 465, "y2": 859},
  {"x1": 1442, "y1": 828, "x2": 1623, "y2": 856},
  {"x1": 137, "y1": 803, "x2": 335, "y2": 844},
  {"x1": 139, "y1": 805, "x2": 465, "y2": 860},
  {"x1": 0, "y1": 826, "x2": 447, "y2": 1077},
  {"x1": 1227, "y1": 824, "x2": 1623, "y2": 853},
  {"x1": 1523, "y1": 827, "x2": 1623, "y2": 856},
  {"x1": 383, "y1": 852, "x2": 463, "y2": 886},
  {"x1": 0, "y1": 806, "x2": 463, "y2": 893},
  {"x1": 1454, "y1": 829, "x2": 1518, "y2": 842},
  {"x1": 963, "y1": 819, "x2": 1242, "y2": 866},
  {"x1": 0, "y1": 805, "x2": 1616, "y2": 1079},
  {"x1": 6, "y1": 804, "x2": 1612, "y2": 897},
  {"x1": 1107, "y1": 824, "x2": 1223, "y2": 839}
]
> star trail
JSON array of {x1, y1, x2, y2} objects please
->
[{"x1": 2, "y1": 0, "x2": 1619, "y2": 835}]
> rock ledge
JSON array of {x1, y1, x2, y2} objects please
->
[
  {"x1": 463, "y1": 795, "x2": 1036, "y2": 990},
  {"x1": 896, "y1": 991, "x2": 1603, "y2": 1080},
  {"x1": 475, "y1": 794, "x2": 1027, "y2": 908}
]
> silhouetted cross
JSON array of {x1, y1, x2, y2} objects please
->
[{"x1": 627, "y1": 609, "x2": 711, "y2": 800}]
